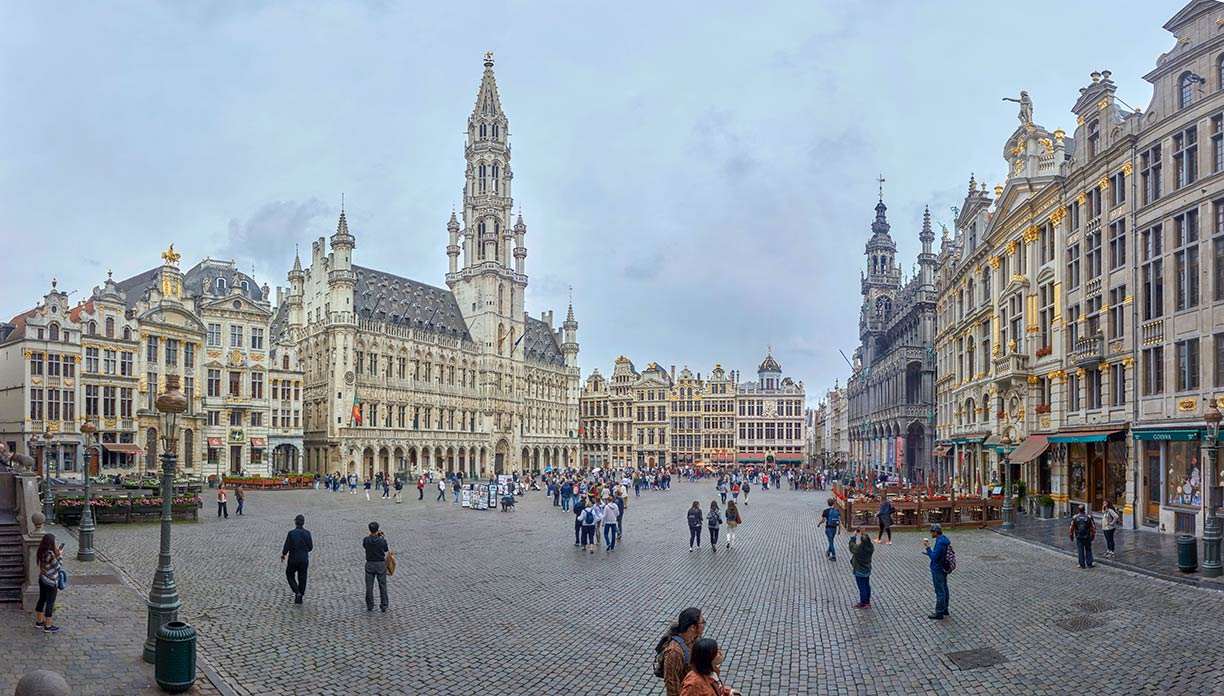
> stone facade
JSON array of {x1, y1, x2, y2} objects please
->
[
  {"x1": 847, "y1": 196, "x2": 939, "y2": 482},
  {"x1": 280, "y1": 57, "x2": 580, "y2": 480},
  {"x1": 933, "y1": 0, "x2": 1224, "y2": 533}
]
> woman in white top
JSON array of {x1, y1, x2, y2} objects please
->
[{"x1": 602, "y1": 499, "x2": 620, "y2": 552}]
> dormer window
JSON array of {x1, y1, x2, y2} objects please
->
[
  {"x1": 240, "y1": 280, "x2": 249, "y2": 293},
  {"x1": 1087, "y1": 119, "x2": 1099, "y2": 159},
  {"x1": 216, "y1": 277, "x2": 227, "y2": 292},
  {"x1": 48, "y1": 323, "x2": 59, "y2": 341}
]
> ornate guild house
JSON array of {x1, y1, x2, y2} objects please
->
[{"x1": 279, "y1": 55, "x2": 580, "y2": 480}]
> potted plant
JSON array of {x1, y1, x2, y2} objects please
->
[
  {"x1": 1014, "y1": 480, "x2": 1028, "y2": 512},
  {"x1": 1038, "y1": 494, "x2": 1055, "y2": 519}
]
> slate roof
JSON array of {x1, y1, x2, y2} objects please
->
[
  {"x1": 112, "y1": 261, "x2": 264, "y2": 311},
  {"x1": 352, "y1": 265, "x2": 473, "y2": 342},
  {"x1": 521, "y1": 315, "x2": 564, "y2": 366}
]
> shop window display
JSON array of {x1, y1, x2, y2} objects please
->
[{"x1": 1168, "y1": 440, "x2": 1201, "y2": 506}]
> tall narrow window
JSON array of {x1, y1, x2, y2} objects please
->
[
  {"x1": 1141, "y1": 145, "x2": 1163, "y2": 205},
  {"x1": 1108, "y1": 219, "x2": 1126, "y2": 270},
  {"x1": 1213, "y1": 113, "x2": 1224, "y2": 173},
  {"x1": 1174, "y1": 208, "x2": 1200, "y2": 311},
  {"x1": 1180, "y1": 72, "x2": 1196, "y2": 109},
  {"x1": 1176, "y1": 338, "x2": 1201, "y2": 391},
  {"x1": 1086, "y1": 229, "x2": 1102, "y2": 280},
  {"x1": 1088, "y1": 119, "x2": 1100, "y2": 159},
  {"x1": 1141, "y1": 224, "x2": 1165, "y2": 321},
  {"x1": 1109, "y1": 285, "x2": 1127, "y2": 340},
  {"x1": 1174, "y1": 125, "x2": 1199, "y2": 189},
  {"x1": 1066, "y1": 243, "x2": 1081, "y2": 290}
]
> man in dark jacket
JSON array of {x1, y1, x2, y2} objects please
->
[
  {"x1": 1069, "y1": 504, "x2": 1096, "y2": 568},
  {"x1": 572, "y1": 495, "x2": 587, "y2": 546},
  {"x1": 280, "y1": 514, "x2": 313, "y2": 604},
  {"x1": 362, "y1": 521, "x2": 390, "y2": 612}
]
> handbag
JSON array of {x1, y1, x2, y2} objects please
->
[
  {"x1": 56, "y1": 568, "x2": 68, "y2": 590},
  {"x1": 385, "y1": 551, "x2": 396, "y2": 576}
]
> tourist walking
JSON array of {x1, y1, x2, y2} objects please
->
[
  {"x1": 349, "y1": 474, "x2": 357, "y2": 494},
  {"x1": 34, "y1": 533, "x2": 64, "y2": 633},
  {"x1": 362, "y1": 521, "x2": 390, "y2": 612},
  {"x1": 717, "y1": 480, "x2": 728, "y2": 504},
  {"x1": 1069, "y1": 504, "x2": 1096, "y2": 568},
  {"x1": 364, "y1": 479, "x2": 372, "y2": 501},
  {"x1": 1102, "y1": 499, "x2": 1120, "y2": 558},
  {"x1": 382, "y1": 478, "x2": 391, "y2": 499},
  {"x1": 680, "y1": 638, "x2": 743, "y2": 696},
  {"x1": 436, "y1": 479, "x2": 446, "y2": 502},
  {"x1": 817, "y1": 497, "x2": 840, "y2": 560},
  {"x1": 848, "y1": 525, "x2": 874, "y2": 609},
  {"x1": 741, "y1": 481, "x2": 750, "y2": 505},
  {"x1": 393, "y1": 478, "x2": 403, "y2": 503},
  {"x1": 730, "y1": 480, "x2": 740, "y2": 501},
  {"x1": 602, "y1": 497, "x2": 620, "y2": 551},
  {"x1": 280, "y1": 514, "x2": 313, "y2": 604},
  {"x1": 572, "y1": 495, "x2": 588, "y2": 546},
  {"x1": 217, "y1": 484, "x2": 229, "y2": 519},
  {"x1": 924, "y1": 523, "x2": 951, "y2": 619},
  {"x1": 707, "y1": 500, "x2": 723, "y2": 551},
  {"x1": 417, "y1": 477, "x2": 424, "y2": 500},
  {"x1": 235, "y1": 484, "x2": 245, "y2": 515},
  {"x1": 453, "y1": 478, "x2": 462, "y2": 504},
  {"x1": 687, "y1": 501, "x2": 704, "y2": 551},
  {"x1": 724, "y1": 500, "x2": 742, "y2": 549},
  {"x1": 561, "y1": 480, "x2": 573, "y2": 511},
  {"x1": 876, "y1": 495, "x2": 894, "y2": 544},
  {"x1": 655, "y1": 607, "x2": 704, "y2": 696},
  {"x1": 578, "y1": 499, "x2": 598, "y2": 554}
]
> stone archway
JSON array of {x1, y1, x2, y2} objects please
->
[
  {"x1": 363, "y1": 447, "x2": 375, "y2": 481},
  {"x1": 495, "y1": 439, "x2": 510, "y2": 475},
  {"x1": 378, "y1": 447, "x2": 390, "y2": 478}
]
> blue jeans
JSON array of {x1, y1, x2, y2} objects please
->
[
  {"x1": 604, "y1": 523, "x2": 618, "y2": 550},
  {"x1": 825, "y1": 527, "x2": 837, "y2": 557},
  {"x1": 931, "y1": 569, "x2": 949, "y2": 615},
  {"x1": 854, "y1": 574, "x2": 871, "y2": 605},
  {"x1": 561, "y1": 495, "x2": 571, "y2": 511}
]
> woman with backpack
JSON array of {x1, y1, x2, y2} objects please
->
[
  {"x1": 655, "y1": 607, "x2": 704, "y2": 696},
  {"x1": 848, "y1": 525, "x2": 874, "y2": 609},
  {"x1": 578, "y1": 499, "x2": 599, "y2": 554},
  {"x1": 707, "y1": 501, "x2": 723, "y2": 552},
  {"x1": 687, "y1": 501, "x2": 704, "y2": 552},
  {"x1": 34, "y1": 533, "x2": 64, "y2": 633},
  {"x1": 724, "y1": 500, "x2": 742, "y2": 549},
  {"x1": 1102, "y1": 499, "x2": 1121, "y2": 558}
]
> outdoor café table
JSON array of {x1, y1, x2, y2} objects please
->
[
  {"x1": 923, "y1": 500, "x2": 955, "y2": 525},
  {"x1": 956, "y1": 498, "x2": 986, "y2": 523}
]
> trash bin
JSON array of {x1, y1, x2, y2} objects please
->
[
  {"x1": 155, "y1": 621, "x2": 197, "y2": 693},
  {"x1": 1177, "y1": 534, "x2": 1199, "y2": 573}
]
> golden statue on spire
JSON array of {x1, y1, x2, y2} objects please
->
[{"x1": 161, "y1": 244, "x2": 181, "y2": 266}]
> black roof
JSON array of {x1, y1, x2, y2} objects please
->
[
  {"x1": 522, "y1": 315, "x2": 564, "y2": 366},
  {"x1": 352, "y1": 265, "x2": 472, "y2": 342}
]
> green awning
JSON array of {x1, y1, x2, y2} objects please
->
[
  {"x1": 950, "y1": 436, "x2": 987, "y2": 444},
  {"x1": 1048, "y1": 428, "x2": 1123, "y2": 443},
  {"x1": 1133, "y1": 429, "x2": 1201, "y2": 441}
]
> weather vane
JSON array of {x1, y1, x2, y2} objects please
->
[{"x1": 877, "y1": 174, "x2": 885, "y2": 201}]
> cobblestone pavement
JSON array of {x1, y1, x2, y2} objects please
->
[
  {"x1": 47, "y1": 482, "x2": 1224, "y2": 695},
  {"x1": 0, "y1": 533, "x2": 222, "y2": 695}
]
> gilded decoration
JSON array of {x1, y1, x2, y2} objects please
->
[
  {"x1": 1179, "y1": 398, "x2": 1197, "y2": 412},
  {"x1": 1038, "y1": 137, "x2": 1053, "y2": 153},
  {"x1": 1122, "y1": 161, "x2": 1134, "y2": 176},
  {"x1": 1022, "y1": 225, "x2": 1040, "y2": 242},
  {"x1": 1050, "y1": 207, "x2": 1066, "y2": 226},
  {"x1": 1075, "y1": 368, "x2": 1086, "y2": 377},
  {"x1": 995, "y1": 184, "x2": 1005, "y2": 197},
  {"x1": 23, "y1": 350, "x2": 32, "y2": 359},
  {"x1": 1099, "y1": 362, "x2": 1110, "y2": 372},
  {"x1": 161, "y1": 244, "x2": 181, "y2": 266},
  {"x1": 1010, "y1": 141, "x2": 1025, "y2": 156},
  {"x1": 1040, "y1": 415, "x2": 1052, "y2": 429},
  {"x1": 1077, "y1": 115, "x2": 1085, "y2": 126},
  {"x1": 207, "y1": 350, "x2": 222, "y2": 359},
  {"x1": 989, "y1": 256, "x2": 1001, "y2": 270},
  {"x1": 1098, "y1": 177, "x2": 1109, "y2": 191},
  {"x1": 1005, "y1": 240, "x2": 1018, "y2": 255},
  {"x1": 1076, "y1": 191, "x2": 1087, "y2": 205},
  {"x1": 1027, "y1": 374, "x2": 1039, "y2": 384},
  {"x1": 1054, "y1": 128, "x2": 1066, "y2": 144},
  {"x1": 1098, "y1": 97, "x2": 1110, "y2": 110}
]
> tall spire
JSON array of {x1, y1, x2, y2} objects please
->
[
  {"x1": 473, "y1": 52, "x2": 504, "y2": 120},
  {"x1": 920, "y1": 205, "x2": 935, "y2": 244}
]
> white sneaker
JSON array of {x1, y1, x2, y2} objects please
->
[{"x1": 689, "y1": 547, "x2": 694, "y2": 553}]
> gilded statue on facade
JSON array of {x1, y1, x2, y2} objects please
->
[{"x1": 161, "y1": 244, "x2": 181, "y2": 266}]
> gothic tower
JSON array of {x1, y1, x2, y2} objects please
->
[
  {"x1": 859, "y1": 194, "x2": 901, "y2": 367},
  {"x1": 448, "y1": 54, "x2": 526, "y2": 357}
]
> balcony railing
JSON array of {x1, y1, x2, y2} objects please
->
[{"x1": 1071, "y1": 334, "x2": 1104, "y2": 367}]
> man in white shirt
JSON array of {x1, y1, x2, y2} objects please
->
[{"x1": 602, "y1": 498, "x2": 621, "y2": 551}]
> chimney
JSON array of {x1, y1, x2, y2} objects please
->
[
  {"x1": 670, "y1": 365, "x2": 676, "y2": 381},
  {"x1": 276, "y1": 286, "x2": 284, "y2": 306}
]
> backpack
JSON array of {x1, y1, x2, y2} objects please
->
[
  {"x1": 707, "y1": 509, "x2": 722, "y2": 527},
  {"x1": 653, "y1": 635, "x2": 688, "y2": 679},
  {"x1": 827, "y1": 508, "x2": 841, "y2": 528},
  {"x1": 1073, "y1": 514, "x2": 1093, "y2": 538},
  {"x1": 942, "y1": 541, "x2": 957, "y2": 574},
  {"x1": 583, "y1": 508, "x2": 595, "y2": 525}
]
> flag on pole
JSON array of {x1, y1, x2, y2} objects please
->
[
  {"x1": 351, "y1": 394, "x2": 362, "y2": 426},
  {"x1": 498, "y1": 328, "x2": 509, "y2": 346},
  {"x1": 512, "y1": 330, "x2": 525, "y2": 354}
]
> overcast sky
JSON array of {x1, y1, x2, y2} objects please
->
[{"x1": 0, "y1": 1, "x2": 1183, "y2": 404}]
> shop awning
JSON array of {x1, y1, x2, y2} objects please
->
[
  {"x1": 1133, "y1": 428, "x2": 1201, "y2": 441},
  {"x1": 1048, "y1": 428, "x2": 1124, "y2": 443},
  {"x1": 776, "y1": 457, "x2": 804, "y2": 463},
  {"x1": 1009, "y1": 434, "x2": 1050, "y2": 463},
  {"x1": 250, "y1": 438, "x2": 266, "y2": 448},
  {"x1": 931, "y1": 445, "x2": 951, "y2": 457},
  {"x1": 950, "y1": 434, "x2": 989, "y2": 444},
  {"x1": 207, "y1": 437, "x2": 223, "y2": 448},
  {"x1": 102, "y1": 443, "x2": 144, "y2": 455},
  {"x1": 984, "y1": 434, "x2": 1003, "y2": 446}
]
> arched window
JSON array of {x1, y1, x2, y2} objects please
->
[
  {"x1": 492, "y1": 164, "x2": 499, "y2": 192},
  {"x1": 216, "y1": 277, "x2": 227, "y2": 292},
  {"x1": 105, "y1": 318, "x2": 115, "y2": 337},
  {"x1": 479, "y1": 123, "x2": 487, "y2": 139},
  {"x1": 48, "y1": 323, "x2": 59, "y2": 341},
  {"x1": 1180, "y1": 71, "x2": 1196, "y2": 109},
  {"x1": 122, "y1": 327, "x2": 131, "y2": 341},
  {"x1": 492, "y1": 123, "x2": 499, "y2": 139},
  {"x1": 282, "y1": 354, "x2": 290, "y2": 370},
  {"x1": 87, "y1": 321, "x2": 97, "y2": 336},
  {"x1": 1087, "y1": 119, "x2": 1100, "y2": 158},
  {"x1": 240, "y1": 280, "x2": 249, "y2": 293},
  {"x1": 479, "y1": 164, "x2": 487, "y2": 192}
]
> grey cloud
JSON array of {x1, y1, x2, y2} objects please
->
[
  {"x1": 622, "y1": 250, "x2": 665, "y2": 280},
  {"x1": 219, "y1": 199, "x2": 330, "y2": 274}
]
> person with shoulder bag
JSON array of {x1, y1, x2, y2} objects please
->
[
  {"x1": 706, "y1": 500, "x2": 723, "y2": 552},
  {"x1": 724, "y1": 500, "x2": 742, "y2": 549},
  {"x1": 1069, "y1": 503, "x2": 1096, "y2": 568},
  {"x1": 34, "y1": 533, "x2": 65, "y2": 633},
  {"x1": 361, "y1": 521, "x2": 390, "y2": 612}
]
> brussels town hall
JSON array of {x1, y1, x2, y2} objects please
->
[{"x1": 278, "y1": 55, "x2": 580, "y2": 479}]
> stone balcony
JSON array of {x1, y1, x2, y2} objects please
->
[
  {"x1": 1071, "y1": 334, "x2": 1104, "y2": 368},
  {"x1": 992, "y1": 350, "x2": 1030, "y2": 384}
]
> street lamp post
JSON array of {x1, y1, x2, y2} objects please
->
[
  {"x1": 42, "y1": 429, "x2": 55, "y2": 521},
  {"x1": 78, "y1": 419, "x2": 98, "y2": 562},
  {"x1": 1000, "y1": 432, "x2": 1015, "y2": 530},
  {"x1": 143, "y1": 374, "x2": 187, "y2": 663},
  {"x1": 1203, "y1": 400, "x2": 1222, "y2": 578}
]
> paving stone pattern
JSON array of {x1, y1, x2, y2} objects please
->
[
  {"x1": 0, "y1": 550, "x2": 221, "y2": 695},
  {"x1": 44, "y1": 483, "x2": 1224, "y2": 694}
]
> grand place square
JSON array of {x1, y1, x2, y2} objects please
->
[{"x1": 4, "y1": 2, "x2": 1224, "y2": 695}]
